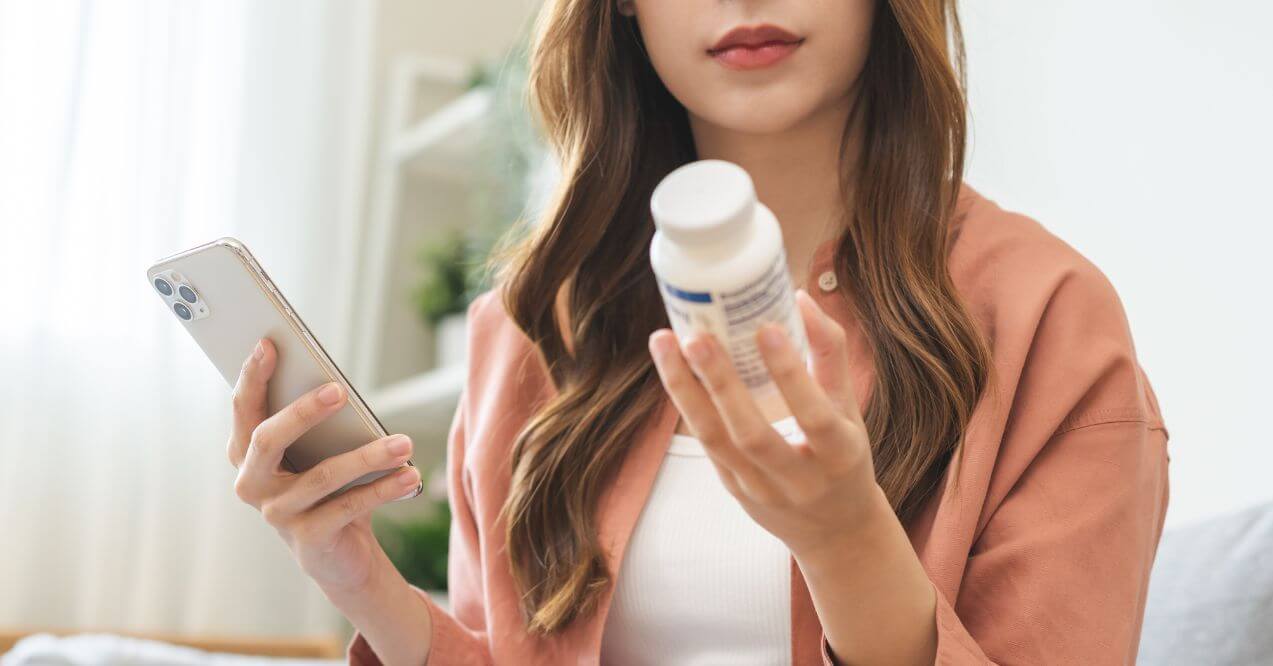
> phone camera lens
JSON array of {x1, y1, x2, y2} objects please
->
[
  {"x1": 154, "y1": 277, "x2": 173, "y2": 296},
  {"x1": 173, "y1": 302, "x2": 193, "y2": 320},
  {"x1": 178, "y1": 285, "x2": 198, "y2": 304}
]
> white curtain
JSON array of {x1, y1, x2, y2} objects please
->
[{"x1": 0, "y1": 1, "x2": 370, "y2": 635}]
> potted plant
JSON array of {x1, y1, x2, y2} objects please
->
[
  {"x1": 411, "y1": 229, "x2": 472, "y2": 367},
  {"x1": 410, "y1": 36, "x2": 547, "y2": 366},
  {"x1": 373, "y1": 466, "x2": 452, "y2": 609}
]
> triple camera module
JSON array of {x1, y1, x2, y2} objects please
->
[{"x1": 151, "y1": 270, "x2": 210, "y2": 321}]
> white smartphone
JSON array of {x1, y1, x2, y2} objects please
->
[{"x1": 145, "y1": 236, "x2": 422, "y2": 500}]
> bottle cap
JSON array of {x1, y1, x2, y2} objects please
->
[{"x1": 650, "y1": 159, "x2": 755, "y2": 246}]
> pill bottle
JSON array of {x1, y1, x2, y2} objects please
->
[{"x1": 649, "y1": 159, "x2": 808, "y2": 411}]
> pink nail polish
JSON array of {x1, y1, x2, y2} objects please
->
[
  {"x1": 319, "y1": 382, "x2": 343, "y2": 405},
  {"x1": 385, "y1": 435, "x2": 411, "y2": 456}
]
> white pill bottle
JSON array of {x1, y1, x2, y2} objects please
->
[{"x1": 649, "y1": 159, "x2": 809, "y2": 401}]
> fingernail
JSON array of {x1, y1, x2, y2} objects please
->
[
  {"x1": 397, "y1": 467, "x2": 420, "y2": 487},
  {"x1": 253, "y1": 341, "x2": 264, "y2": 360},
  {"x1": 685, "y1": 335, "x2": 711, "y2": 365},
  {"x1": 758, "y1": 323, "x2": 785, "y2": 352},
  {"x1": 319, "y1": 382, "x2": 343, "y2": 405},
  {"x1": 648, "y1": 331, "x2": 670, "y2": 363},
  {"x1": 386, "y1": 435, "x2": 411, "y2": 457}
]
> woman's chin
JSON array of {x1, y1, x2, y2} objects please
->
[
  {"x1": 679, "y1": 81, "x2": 831, "y2": 135},
  {"x1": 690, "y1": 103, "x2": 822, "y2": 137}
]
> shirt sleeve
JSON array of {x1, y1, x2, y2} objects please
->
[
  {"x1": 346, "y1": 384, "x2": 495, "y2": 665},
  {"x1": 821, "y1": 253, "x2": 1171, "y2": 664},
  {"x1": 818, "y1": 418, "x2": 1168, "y2": 665}
]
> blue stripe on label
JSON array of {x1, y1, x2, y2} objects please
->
[{"x1": 663, "y1": 282, "x2": 712, "y2": 303}]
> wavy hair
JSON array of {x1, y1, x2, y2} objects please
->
[{"x1": 490, "y1": 0, "x2": 991, "y2": 635}]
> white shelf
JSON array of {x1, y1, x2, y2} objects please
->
[
  {"x1": 365, "y1": 363, "x2": 466, "y2": 471},
  {"x1": 353, "y1": 54, "x2": 492, "y2": 392},
  {"x1": 389, "y1": 87, "x2": 492, "y2": 179}
]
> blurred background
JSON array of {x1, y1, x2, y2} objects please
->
[{"x1": 0, "y1": 0, "x2": 1269, "y2": 663}]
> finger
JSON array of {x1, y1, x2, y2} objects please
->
[
  {"x1": 796, "y1": 289, "x2": 862, "y2": 423},
  {"x1": 649, "y1": 330, "x2": 774, "y2": 494},
  {"x1": 681, "y1": 331, "x2": 803, "y2": 471},
  {"x1": 300, "y1": 466, "x2": 422, "y2": 550},
  {"x1": 241, "y1": 380, "x2": 348, "y2": 485},
  {"x1": 756, "y1": 320, "x2": 852, "y2": 461},
  {"x1": 229, "y1": 338, "x2": 275, "y2": 467},
  {"x1": 269, "y1": 434, "x2": 414, "y2": 517}
]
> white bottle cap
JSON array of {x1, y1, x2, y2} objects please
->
[{"x1": 650, "y1": 159, "x2": 755, "y2": 246}]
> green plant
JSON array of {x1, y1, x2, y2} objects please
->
[
  {"x1": 411, "y1": 230, "x2": 472, "y2": 325},
  {"x1": 465, "y1": 35, "x2": 545, "y2": 298},
  {"x1": 373, "y1": 498, "x2": 452, "y2": 592},
  {"x1": 409, "y1": 39, "x2": 542, "y2": 325}
]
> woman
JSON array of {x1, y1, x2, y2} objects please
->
[{"x1": 228, "y1": 0, "x2": 1170, "y2": 664}]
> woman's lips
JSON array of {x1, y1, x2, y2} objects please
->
[{"x1": 709, "y1": 39, "x2": 804, "y2": 70}]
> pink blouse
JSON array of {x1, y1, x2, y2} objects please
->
[{"x1": 348, "y1": 183, "x2": 1170, "y2": 664}]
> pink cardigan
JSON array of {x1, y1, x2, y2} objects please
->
[{"x1": 349, "y1": 183, "x2": 1170, "y2": 665}]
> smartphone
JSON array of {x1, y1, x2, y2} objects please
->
[{"x1": 145, "y1": 236, "x2": 422, "y2": 500}]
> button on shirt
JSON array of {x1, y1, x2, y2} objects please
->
[
  {"x1": 348, "y1": 182, "x2": 1172, "y2": 666},
  {"x1": 816, "y1": 270, "x2": 837, "y2": 292}
]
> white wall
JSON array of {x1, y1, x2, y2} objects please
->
[{"x1": 960, "y1": 2, "x2": 1273, "y2": 528}]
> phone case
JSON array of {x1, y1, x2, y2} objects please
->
[{"x1": 145, "y1": 237, "x2": 422, "y2": 500}]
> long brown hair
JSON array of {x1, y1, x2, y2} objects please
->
[{"x1": 491, "y1": 0, "x2": 991, "y2": 635}]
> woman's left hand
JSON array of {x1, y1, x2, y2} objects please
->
[{"x1": 648, "y1": 288, "x2": 888, "y2": 560}]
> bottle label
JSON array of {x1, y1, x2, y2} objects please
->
[{"x1": 657, "y1": 249, "x2": 808, "y2": 391}]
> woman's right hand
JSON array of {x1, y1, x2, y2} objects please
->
[{"x1": 227, "y1": 337, "x2": 422, "y2": 596}]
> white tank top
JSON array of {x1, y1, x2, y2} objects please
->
[{"x1": 599, "y1": 417, "x2": 804, "y2": 665}]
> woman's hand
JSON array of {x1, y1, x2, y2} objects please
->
[
  {"x1": 228, "y1": 337, "x2": 421, "y2": 595},
  {"x1": 648, "y1": 288, "x2": 888, "y2": 560},
  {"x1": 657, "y1": 287, "x2": 938, "y2": 665}
]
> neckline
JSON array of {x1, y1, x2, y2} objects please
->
[
  {"x1": 806, "y1": 181, "x2": 979, "y2": 278},
  {"x1": 667, "y1": 433, "x2": 706, "y2": 457},
  {"x1": 666, "y1": 415, "x2": 805, "y2": 458}
]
